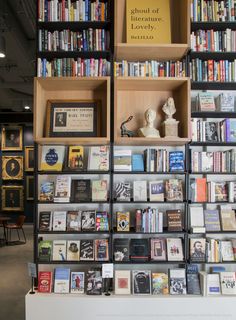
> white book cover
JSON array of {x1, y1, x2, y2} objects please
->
[
  {"x1": 207, "y1": 274, "x2": 221, "y2": 295},
  {"x1": 52, "y1": 240, "x2": 67, "y2": 261},
  {"x1": 166, "y1": 238, "x2": 184, "y2": 261},
  {"x1": 133, "y1": 181, "x2": 147, "y2": 201},
  {"x1": 40, "y1": 146, "x2": 65, "y2": 171},
  {"x1": 201, "y1": 152, "x2": 213, "y2": 172},
  {"x1": 115, "y1": 270, "x2": 131, "y2": 295},
  {"x1": 54, "y1": 268, "x2": 70, "y2": 294},
  {"x1": 52, "y1": 211, "x2": 67, "y2": 231},
  {"x1": 54, "y1": 175, "x2": 71, "y2": 202},
  {"x1": 67, "y1": 241, "x2": 80, "y2": 261},
  {"x1": 114, "y1": 150, "x2": 132, "y2": 171},
  {"x1": 169, "y1": 269, "x2": 187, "y2": 295},
  {"x1": 220, "y1": 272, "x2": 236, "y2": 295},
  {"x1": 88, "y1": 146, "x2": 109, "y2": 171},
  {"x1": 190, "y1": 206, "x2": 204, "y2": 227},
  {"x1": 221, "y1": 241, "x2": 234, "y2": 261}
]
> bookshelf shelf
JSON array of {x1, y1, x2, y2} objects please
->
[
  {"x1": 190, "y1": 51, "x2": 236, "y2": 60},
  {"x1": 114, "y1": 261, "x2": 186, "y2": 265},
  {"x1": 37, "y1": 51, "x2": 111, "y2": 59},
  {"x1": 38, "y1": 171, "x2": 111, "y2": 175},
  {"x1": 37, "y1": 261, "x2": 111, "y2": 265},
  {"x1": 37, "y1": 201, "x2": 110, "y2": 205},
  {"x1": 113, "y1": 171, "x2": 186, "y2": 175},
  {"x1": 38, "y1": 21, "x2": 111, "y2": 30},
  {"x1": 189, "y1": 172, "x2": 236, "y2": 175},
  {"x1": 191, "y1": 112, "x2": 236, "y2": 118},
  {"x1": 191, "y1": 82, "x2": 236, "y2": 90},
  {"x1": 190, "y1": 142, "x2": 236, "y2": 147},
  {"x1": 191, "y1": 21, "x2": 236, "y2": 31},
  {"x1": 38, "y1": 231, "x2": 110, "y2": 235},
  {"x1": 112, "y1": 230, "x2": 186, "y2": 235},
  {"x1": 113, "y1": 201, "x2": 187, "y2": 204}
]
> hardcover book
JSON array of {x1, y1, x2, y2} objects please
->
[
  {"x1": 115, "y1": 270, "x2": 131, "y2": 295},
  {"x1": 130, "y1": 239, "x2": 149, "y2": 261},
  {"x1": 96, "y1": 211, "x2": 109, "y2": 231},
  {"x1": 217, "y1": 93, "x2": 235, "y2": 112},
  {"x1": 149, "y1": 180, "x2": 164, "y2": 201},
  {"x1": 67, "y1": 145, "x2": 84, "y2": 170},
  {"x1": 39, "y1": 181, "x2": 54, "y2": 202},
  {"x1": 117, "y1": 211, "x2": 130, "y2": 232},
  {"x1": 220, "y1": 206, "x2": 236, "y2": 231},
  {"x1": 54, "y1": 175, "x2": 71, "y2": 202},
  {"x1": 166, "y1": 238, "x2": 184, "y2": 261},
  {"x1": 113, "y1": 238, "x2": 130, "y2": 261},
  {"x1": 80, "y1": 240, "x2": 94, "y2": 261},
  {"x1": 114, "y1": 150, "x2": 132, "y2": 171},
  {"x1": 88, "y1": 146, "x2": 109, "y2": 171},
  {"x1": 86, "y1": 270, "x2": 103, "y2": 295},
  {"x1": 221, "y1": 241, "x2": 234, "y2": 261},
  {"x1": 71, "y1": 272, "x2": 85, "y2": 294},
  {"x1": 152, "y1": 273, "x2": 169, "y2": 295},
  {"x1": 169, "y1": 151, "x2": 185, "y2": 172},
  {"x1": 54, "y1": 268, "x2": 70, "y2": 294},
  {"x1": 95, "y1": 239, "x2": 109, "y2": 261},
  {"x1": 133, "y1": 181, "x2": 147, "y2": 201},
  {"x1": 81, "y1": 210, "x2": 96, "y2": 231},
  {"x1": 67, "y1": 241, "x2": 80, "y2": 261},
  {"x1": 165, "y1": 179, "x2": 183, "y2": 202},
  {"x1": 204, "y1": 209, "x2": 221, "y2": 232},
  {"x1": 207, "y1": 274, "x2": 221, "y2": 295},
  {"x1": 197, "y1": 92, "x2": 216, "y2": 111},
  {"x1": 190, "y1": 238, "x2": 206, "y2": 262},
  {"x1": 190, "y1": 206, "x2": 205, "y2": 228},
  {"x1": 205, "y1": 122, "x2": 218, "y2": 142},
  {"x1": 186, "y1": 265, "x2": 201, "y2": 295},
  {"x1": 52, "y1": 211, "x2": 67, "y2": 231},
  {"x1": 226, "y1": 119, "x2": 236, "y2": 142},
  {"x1": 166, "y1": 210, "x2": 183, "y2": 231},
  {"x1": 52, "y1": 240, "x2": 67, "y2": 261},
  {"x1": 40, "y1": 145, "x2": 65, "y2": 171},
  {"x1": 169, "y1": 269, "x2": 187, "y2": 295},
  {"x1": 66, "y1": 211, "x2": 81, "y2": 231},
  {"x1": 92, "y1": 180, "x2": 108, "y2": 202},
  {"x1": 38, "y1": 240, "x2": 52, "y2": 262},
  {"x1": 220, "y1": 272, "x2": 236, "y2": 295},
  {"x1": 132, "y1": 154, "x2": 144, "y2": 171},
  {"x1": 115, "y1": 182, "x2": 131, "y2": 201},
  {"x1": 132, "y1": 270, "x2": 151, "y2": 295},
  {"x1": 71, "y1": 179, "x2": 91, "y2": 202},
  {"x1": 38, "y1": 272, "x2": 52, "y2": 293},
  {"x1": 38, "y1": 211, "x2": 52, "y2": 231},
  {"x1": 150, "y1": 238, "x2": 166, "y2": 261}
]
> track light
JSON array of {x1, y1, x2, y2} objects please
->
[{"x1": 0, "y1": 35, "x2": 6, "y2": 58}]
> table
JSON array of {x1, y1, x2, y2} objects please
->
[{"x1": 0, "y1": 216, "x2": 11, "y2": 245}]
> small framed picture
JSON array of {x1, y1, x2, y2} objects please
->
[
  {"x1": 25, "y1": 146, "x2": 34, "y2": 172},
  {"x1": 26, "y1": 176, "x2": 34, "y2": 201},
  {"x1": 2, "y1": 156, "x2": 23, "y2": 180},
  {"x1": 1, "y1": 185, "x2": 24, "y2": 211},
  {"x1": 1, "y1": 126, "x2": 23, "y2": 151}
]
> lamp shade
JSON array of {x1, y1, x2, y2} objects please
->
[{"x1": 0, "y1": 36, "x2": 6, "y2": 58}]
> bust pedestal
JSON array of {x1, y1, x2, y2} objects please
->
[{"x1": 163, "y1": 119, "x2": 179, "y2": 138}]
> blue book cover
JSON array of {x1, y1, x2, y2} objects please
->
[
  {"x1": 132, "y1": 154, "x2": 144, "y2": 171},
  {"x1": 169, "y1": 151, "x2": 184, "y2": 172},
  {"x1": 55, "y1": 268, "x2": 70, "y2": 281},
  {"x1": 204, "y1": 210, "x2": 221, "y2": 231},
  {"x1": 229, "y1": 119, "x2": 236, "y2": 142}
]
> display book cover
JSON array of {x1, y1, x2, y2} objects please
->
[
  {"x1": 81, "y1": 210, "x2": 96, "y2": 231},
  {"x1": 87, "y1": 146, "x2": 109, "y2": 171},
  {"x1": 186, "y1": 265, "x2": 201, "y2": 295},
  {"x1": 66, "y1": 211, "x2": 82, "y2": 231},
  {"x1": 71, "y1": 179, "x2": 91, "y2": 202},
  {"x1": 166, "y1": 209, "x2": 183, "y2": 232},
  {"x1": 40, "y1": 145, "x2": 66, "y2": 171},
  {"x1": 130, "y1": 239, "x2": 149, "y2": 261},
  {"x1": 52, "y1": 240, "x2": 67, "y2": 261},
  {"x1": 91, "y1": 180, "x2": 108, "y2": 201},
  {"x1": 169, "y1": 151, "x2": 185, "y2": 172},
  {"x1": 38, "y1": 240, "x2": 52, "y2": 262},
  {"x1": 95, "y1": 239, "x2": 109, "y2": 261},
  {"x1": 67, "y1": 240, "x2": 80, "y2": 261},
  {"x1": 169, "y1": 269, "x2": 187, "y2": 295},
  {"x1": 71, "y1": 271, "x2": 85, "y2": 294},
  {"x1": 67, "y1": 145, "x2": 84, "y2": 170},
  {"x1": 204, "y1": 209, "x2": 221, "y2": 232},
  {"x1": 152, "y1": 273, "x2": 169, "y2": 295},
  {"x1": 117, "y1": 211, "x2": 130, "y2": 232},
  {"x1": 113, "y1": 238, "x2": 130, "y2": 261},
  {"x1": 54, "y1": 175, "x2": 71, "y2": 202},
  {"x1": 52, "y1": 211, "x2": 67, "y2": 231},
  {"x1": 115, "y1": 182, "x2": 131, "y2": 201},
  {"x1": 54, "y1": 268, "x2": 70, "y2": 293},
  {"x1": 132, "y1": 270, "x2": 151, "y2": 294},
  {"x1": 38, "y1": 211, "x2": 52, "y2": 231},
  {"x1": 80, "y1": 239, "x2": 94, "y2": 261},
  {"x1": 166, "y1": 238, "x2": 184, "y2": 261},
  {"x1": 132, "y1": 154, "x2": 144, "y2": 171},
  {"x1": 86, "y1": 269, "x2": 103, "y2": 295},
  {"x1": 115, "y1": 270, "x2": 131, "y2": 295},
  {"x1": 38, "y1": 271, "x2": 52, "y2": 293},
  {"x1": 39, "y1": 181, "x2": 54, "y2": 202}
]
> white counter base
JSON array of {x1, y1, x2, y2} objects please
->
[{"x1": 26, "y1": 292, "x2": 236, "y2": 320}]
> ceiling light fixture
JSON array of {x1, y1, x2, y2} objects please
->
[{"x1": 0, "y1": 35, "x2": 6, "y2": 58}]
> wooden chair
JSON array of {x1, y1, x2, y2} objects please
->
[{"x1": 6, "y1": 215, "x2": 26, "y2": 243}]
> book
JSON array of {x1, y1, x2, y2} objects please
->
[
  {"x1": 165, "y1": 179, "x2": 183, "y2": 202},
  {"x1": 38, "y1": 240, "x2": 52, "y2": 262},
  {"x1": 166, "y1": 238, "x2": 184, "y2": 261},
  {"x1": 81, "y1": 210, "x2": 96, "y2": 231},
  {"x1": 204, "y1": 209, "x2": 221, "y2": 232},
  {"x1": 113, "y1": 238, "x2": 130, "y2": 261},
  {"x1": 220, "y1": 206, "x2": 236, "y2": 231},
  {"x1": 226, "y1": 119, "x2": 236, "y2": 142},
  {"x1": 92, "y1": 180, "x2": 107, "y2": 201},
  {"x1": 70, "y1": 272, "x2": 85, "y2": 294},
  {"x1": 115, "y1": 182, "x2": 131, "y2": 201},
  {"x1": 190, "y1": 178, "x2": 207, "y2": 202},
  {"x1": 217, "y1": 93, "x2": 235, "y2": 112},
  {"x1": 39, "y1": 181, "x2": 54, "y2": 202},
  {"x1": 190, "y1": 206, "x2": 204, "y2": 229},
  {"x1": 169, "y1": 269, "x2": 187, "y2": 295},
  {"x1": 88, "y1": 146, "x2": 109, "y2": 171},
  {"x1": 169, "y1": 151, "x2": 185, "y2": 172},
  {"x1": 149, "y1": 180, "x2": 164, "y2": 201},
  {"x1": 231, "y1": 239, "x2": 236, "y2": 260},
  {"x1": 38, "y1": 211, "x2": 52, "y2": 231},
  {"x1": 114, "y1": 150, "x2": 132, "y2": 171},
  {"x1": 166, "y1": 210, "x2": 183, "y2": 231},
  {"x1": 207, "y1": 274, "x2": 221, "y2": 295},
  {"x1": 95, "y1": 211, "x2": 109, "y2": 231},
  {"x1": 126, "y1": 0, "x2": 171, "y2": 44},
  {"x1": 38, "y1": 272, "x2": 52, "y2": 293},
  {"x1": 190, "y1": 238, "x2": 206, "y2": 262},
  {"x1": 150, "y1": 238, "x2": 166, "y2": 261},
  {"x1": 86, "y1": 270, "x2": 103, "y2": 295},
  {"x1": 152, "y1": 273, "x2": 169, "y2": 295},
  {"x1": 115, "y1": 270, "x2": 131, "y2": 295},
  {"x1": 54, "y1": 175, "x2": 71, "y2": 202},
  {"x1": 186, "y1": 265, "x2": 201, "y2": 295},
  {"x1": 221, "y1": 241, "x2": 234, "y2": 261},
  {"x1": 95, "y1": 239, "x2": 109, "y2": 261},
  {"x1": 52, "y1": 240, "x2": 67, "y2": 261},
  {"x1": 52, "y1": 211, "x2": 67, "y2": 231},
  {"x1": 40, "y1": 146, "x2": 65, "y2": 171},
  {"x1": 130, "y1": 239, "x2": 149, "y2": 261},
  {"x1": 220, "y1": 272, "x2": 236, "y2": 295},
  {"x1": 132, "y1": 154, "x2": 144, "y2": 171},
  {"x1": 197, "y1": 92, "x2": 216, "y2": 111},
  {"x1": 132, "y1": 270, "x2": 151, "y2": 295},
  {"x1": 54, "y1": 268, "x2": 70, "y2": 294},
  {"x1": 71, "y1": 179, "x2": 91, "y2": 202},
  {"x1": 80, "y1": 240, "x2": 94, "y2": 261},
  {"x1": 133, "y1": 181, "x2": 147, "y2": 201},
  {"x1": 116, "y1": 211, "x2": 130, "y2": 232},
  {"x1": 67, "y1": 241, "x2": 80, "y2": 261},
  {"x1": 67, "y1": 146, "x2": 84, "y2": 170},
  {"x1": 66, "y1": 211, "x2": 81, "y2": 231}
]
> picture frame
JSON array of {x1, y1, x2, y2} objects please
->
[
  {"x1": 2, "y1": 156, "x2": 23, "y2": 180},
  {"x1": 1, "y1": 185, "x2": 24, "y2": 211},
  {"x1": 26, "y1": 176, "x2": 34, "y2": 201},
  {"x1": 1, "y1": 126, "x2": 23, "y2": 151},
  {"x1": 45, "y1": 100, "x2": 101, "y2": 138},
  {"x1": 25, "y1": 146, "x2": 34, "y2": 172}
]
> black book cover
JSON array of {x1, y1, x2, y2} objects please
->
[
  {"x1": 81, "y1": 210, "x2": 96, "y2": 231},
  {"x1": 38, "y1": 211, "x2": 51, "y2": 231},
  {"x1": 80, "y1": 240, "x2": 94, "y2": 261},
  {"x1": 133, "y1": 271, "x2": 151, "y2": 294},
  {"x1": 130, "y1": 239, "x2": 149, "y2": 261},
  {"x1": 113, "y1": 238, "x2": 130, "y2": 261},
  {"x1": 186, "y1": 265, "x2": 201, "y2": 295},
  {"x1": 71, "y1": 179, "x2": 91, "y2": 202},
  {"x1": 86, "y1": 270, "x2": 103, "y2": 295}
]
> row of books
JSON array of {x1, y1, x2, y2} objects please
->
[
  {"x1": 38, "y1": 0, "x2": 108, "y2": 22},
  {"x1": 191, "y1": 118, "x2": 236, "y2": 142},
  {"x1": 190, "y1": 0, "x2": 236, "y2": 22},
  {"x1": 114, "y1": 60, "x2": 187, "y2": 78},
  {"x1": 191, "y1": 150, "x2": 236, "y2": 173},
  {"x1": 191, "y1": 29, "x2": 236, "y2": 52},
  {"x1": 40, "y1": 145, "x2": 109, "y2": 172},
  {"x1": 190, "y1": 178, "x2": 236, "y2": 205},
  {"x1": 114, "y1": 149, "x2": 185, "y2": 173},
  {"x1": 38, "y1": 29, "x2": 110, "y2": 52},
  {"x1": 39, "y1": 210, "x2": 109, "y2": 232},
  {"x1": 38, "y1": 239, "x2": 109, "y2": 262},
  {"x1": 37, "y1": 58, "x2": 110, "y2": 77},
  {"x1": 190, "y1": 59, "x2": 236, "y2": 82},
  {"x1": 194, "y1": 92, "x2": 235, "y2": 112}
]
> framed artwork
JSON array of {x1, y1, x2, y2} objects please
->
[
  {"x1": 1, "y1": 126, "x2": 23, "y2": 151},
  {"x1": 25, "y1": 146, "x2": 34, "y2": 172},
  {"x1": 2, "y1": 156, "x2": 23, "y2": 180},
  {"x1": 45, "y1": 100, "x2": 101, "y2": 138},
  {"x1": 26, "y1": 176, "x2": 34, "y2": 201},
  {"x1": 1, "y1": 185, "x2": 24, "y2": 211}
]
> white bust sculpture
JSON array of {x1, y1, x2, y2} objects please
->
[
  {"x1": 138, "y1": 108, "x2": 160, "y2": 138},
  {"x1": 162, "y1": 97, "x2": 176, "y2": 122}
]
